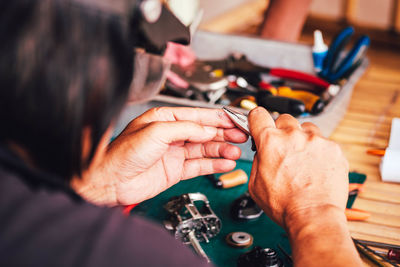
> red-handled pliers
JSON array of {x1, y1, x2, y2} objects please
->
[{"x1": 204, "y1": 54, "x2": 338, "y2": 94}]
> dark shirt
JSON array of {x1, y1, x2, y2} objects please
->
[{"x1": 0, "y1": 145, "x2": 210, "y2": 267}]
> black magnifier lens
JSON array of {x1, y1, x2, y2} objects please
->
[{"x1": 128, "y1": 49, "x2": 170, "y2": 103}]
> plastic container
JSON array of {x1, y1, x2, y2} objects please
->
[{"x1": 114, "y1": 31, "x2": 369, "y2": 161}]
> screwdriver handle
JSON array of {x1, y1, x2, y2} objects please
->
[
  {"x1": 345, "y1": 208, "x2": 370, "y2": 221},
  {"x1": 269, "y1": 68, "x2": 330, "y2": 89},
  {"x1": 276, "y1": 86, "x2": 324, "y2": 114},
  {"x1": 388, "y1": 249, "x2": 400, "y2": 261},
  {"x1": 257, "y1": 91, "x2": 305, "y2": 117}
]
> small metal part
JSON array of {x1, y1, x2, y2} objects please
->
[
  {"x1": 188, "y1": 230, "x2": 210, "y2": 262},
  {"x1": 170, "y1": 63, "x2": 229, "y2": 92},
  {"x1": 222, "y1": 106, "x2": 257, "y2": 151},
  {"x1": 231, "y1": 192, "x2": 263, "y2": 220},
  {"x1": 226, "y1": 232, "x2": 253, "y2": 248},
  {"x1": 164, "y1": 193, "x2": 221, "y2": 262},
  {"x1": 348, "y1": 189, "x2": 359, "y2": 196},
  {"x1": 222, "y1": 106, "x2": 250, "y2": 135},
  {"x1": 232, "y1": 232, "x2": 251, "y2": 244},
  {"x1": 163, "y1": 220, "x2": 174, "y2": 231},
  {"x1": 205, "y1": 174, "x2": 223, "y2": 188},
  {"x1": 237, "y1": 246, "x2": 284, "y2": 267},
  {"x1": 207, "y1": 87, "x2": 227, "y2": 104}
]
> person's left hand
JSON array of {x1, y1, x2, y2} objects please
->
[
  {"x1": 72, "y1": 107, "x2": 248, "y2": 206},
  {"x1": 164, "y1": 42, "x2": 196, "y2": 88}
]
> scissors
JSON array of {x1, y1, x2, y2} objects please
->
[
  {"x1": 222, "y1": 106, "x2": 256, "y2": 151},
  {"x1": 319, "y1": 26, "x2": 370, "y2": 83}
]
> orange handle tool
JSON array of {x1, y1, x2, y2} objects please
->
[{"x1": 345, "y1": 208, "x2": 370, "y2": 221}]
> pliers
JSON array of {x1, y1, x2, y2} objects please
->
[
  {"x1": 222, "y1": 106, "x2": 256, "y2": 151},
  {"x1": 207, "y1": 53, "x2": 334, "y2": 93},
  {"x1": 319, "y1": 26, "x2": 370, "y2": 83}
]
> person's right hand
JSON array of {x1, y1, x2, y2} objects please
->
[{"x1": 247, "y1": 107, "x2": 349, "y2": 229}]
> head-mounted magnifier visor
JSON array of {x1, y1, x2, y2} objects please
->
[{"x1": 76, "y1": 0, "x2": 192, "y2": 102}]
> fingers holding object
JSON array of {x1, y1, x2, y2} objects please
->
[
  {"x1": 146, "y1": 121, "x2": 220, "y2": 144},
  {"x1": 131, "y1": 107, "x2": 237, "y2": 131},
  {"x1": 181, "y1": 158, "x2": 237, "y2": 180},
  {"x1": 213, "y1": 128, "x2": 249, "y2": 143},
  {"x1": 275, "y1": 114, "x2": 301, "y2": 130},
  {"x1": 184, "y1": 142, "x2": 241, "y2": 160},
  {"x1": 301, "y1": 122, "x2": 322, "y2": 136},
  {"x1": 248, "y1": 107, "x2": 276, "y2": 138}
]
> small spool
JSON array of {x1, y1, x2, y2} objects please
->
[
  {"x1": 226, "y1": 232, "x2": 253, "y2": 248},
  {"x1": 219, "y1": 169, "x2": 248, "y2": 189}
]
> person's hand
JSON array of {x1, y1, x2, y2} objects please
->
[
  {"x1": 164, "y1": 42, "x2": 196, "y2": 67},
  {"x1": 164, "y1": 42, "x2": 196, "y2": 88},
  {"x1": 74, "y1": 107, "x2": 248, "y2": 206},
  {"x1": 247, "y1": 107, "x2": 349, "y2": 229}
]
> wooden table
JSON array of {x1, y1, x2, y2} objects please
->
[
  {"x1": 330, "y1": 48, "x2": 400, "y2": 246},
  {"x1": 199, "y1": 3, "x2": 400, "y2": 261}
]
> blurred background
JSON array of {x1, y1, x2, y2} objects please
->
[{"x1": 196, "y1": 0, "x2": 400, "y2": 49}]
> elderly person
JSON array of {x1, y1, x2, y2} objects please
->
[{"x1": 0, "y1": 0, "x2": 361, "y2": 266}]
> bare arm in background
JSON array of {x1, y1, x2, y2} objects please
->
[
  {"x1": 259, "y1": 0, "x2": 312, "y2": 42},
  {"x1": 248, "y1": 107, "x2": 362, "y2": 266}
]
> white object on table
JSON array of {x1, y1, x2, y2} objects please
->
[{"x1": 380, "y1": 118, "x2": 400, "y2": 183}]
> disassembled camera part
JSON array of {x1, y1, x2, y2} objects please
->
[
  {"x1": 226, "y1": 232, "x2": 253, "y2": 248},
  {"x1": 237, "y1": 246, "x2": 284, "y2": 267},
  {"x1": 163, "y1": 193, "x2": 221, "y2": 262},
  {"x1": 231, "y1": 192, "x2": 264, "y2": 220}
]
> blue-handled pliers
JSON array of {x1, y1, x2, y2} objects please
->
[{"x1": 319, "y1": 26, "x2": 370, "y2": 83}]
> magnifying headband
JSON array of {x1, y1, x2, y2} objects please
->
[
  {"x1": 75, "y1": 0, "x2": 192, "y2": 102},
  {"x1": 77, "y1": 0, "x2": 191, "y2": 53}
]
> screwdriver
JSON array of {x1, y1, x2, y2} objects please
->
[
  {"x1": 276, "y1": 86, "x2": 324, "y2": 114},
  {"x1": 373, "y1": 249, "x2": 400, "y2": 262},
  {"x1": 366, "y1": 148, "x2": 386, "y2": 156},
  {"x1": 260, "y1": 82, "x2": 325, "y2": 114},
  {"x1": 345, "y1": 208, "x2": 370, "y2": 221},
  {"x1": 229, "y1": 76, "x2": 307, "y2": 116},
  {"x1": 356, "y1": 239, "x2": 400, "y2": 251},
  {"x1": 256, "y1": 90, "x2": 305, "y2": 117},
  {"x1": 354, "y1": 239, "x2": 400, "y2": 263}
]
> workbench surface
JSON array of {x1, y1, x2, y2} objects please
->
[
  {"x1": 136, "y1": 47, "x2": 400, "y2": 266},
  {"x1": 330, "y1": 47, "x2": 400, "y2": 246},
  {"x1": 198, "y1": 2, "x2": 400, "y2": 262}
]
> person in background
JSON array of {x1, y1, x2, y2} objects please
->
[
  {"x1": 259, "y1": 0, "x2": 312, "y2": 42},
  {"x1": 0, "y1": 0, "x2": 362, "y2": 266}
]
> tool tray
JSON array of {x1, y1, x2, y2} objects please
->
[{"x1": 115, "y1": 31, "x2": 369, "y2": 161}]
